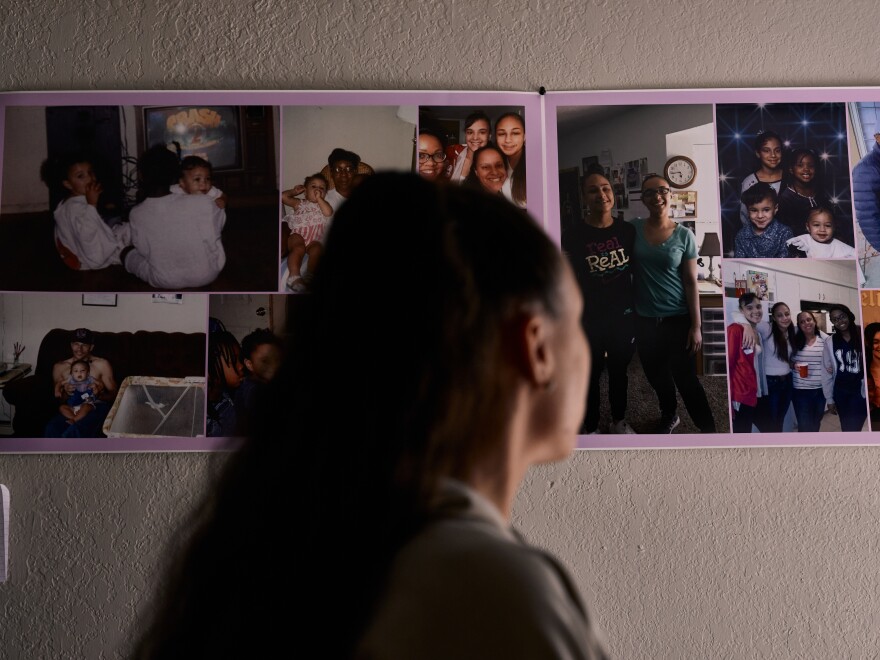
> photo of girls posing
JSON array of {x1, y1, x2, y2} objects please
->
[
  {"x1": 418, "y1": 106, "x2": 527, "y2": 208},
  {"x1": 563, "y1": 168, "x2": 722, "y2": 435},
  {"x1": 724, "y1": 260, "x2": 867, "y2": 433},
  {"x1": 716, "y1": 103, "x2": 855, "y2": 260}
]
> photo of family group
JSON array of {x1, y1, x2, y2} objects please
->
[
  {"x1": 0, "y1": 104, "x2": 280, "y2": 292},
  {"x1": 724, "y1": 259, "x2": 865, "y2": 433},
  {"x1": 555, "y1": 103, "x2": 730, "y2": 434},
  {"x1": 0, "y1": 293, "x2": 207, "y2": 442},
  {"x1": 279, "y1": 105, "x2": 415, "y2": 292},
  {"x1": 418, "y1": 105, "x2": 527, "y2": 208},
  {"x1": 715, "y1": 103, "x2": 855, "y2": 262}
]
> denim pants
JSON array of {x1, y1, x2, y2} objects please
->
[
  {"x1": 792, "y1": 387, "x2": 825, "y2": 432},
  {"x1": 756, "y1": 374, "x2": 793, "y2": 433},
  {"x1": 835, "y1": 381, "x2": 868, "y2": 432}
]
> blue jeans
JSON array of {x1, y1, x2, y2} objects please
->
[
  {"x1": 44, "y1": 402, "x2": 110, "y2": 438},
  {"x1": 835, "y1": 381, "x2": 868, "y2": 432},
  {"x1": 756, "y1": 374, "x2": 793, "y2": 432},
  {"x1": 792, "y1": 387, "x2": 825, "y2": 433}
]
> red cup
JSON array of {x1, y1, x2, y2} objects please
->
[{"x1": 796, "y1": 363, "x2": 808, "y2": 378}]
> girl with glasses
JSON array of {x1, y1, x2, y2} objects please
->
[{"x1": 631, "y1": 174, "x2": 716, "y2": 433}]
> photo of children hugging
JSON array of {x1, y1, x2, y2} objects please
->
[
  {"x1": 716, "y1": 103, "x2": 854, "y2": 258},
  {"x1": 418, "y1": 105, "x2": 527, "y2": 208},
  {"x1": 0, "y1": 104, "x2": 279, "y2": 292}
]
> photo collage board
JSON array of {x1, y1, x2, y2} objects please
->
[{"x1": 1, "y1": 88, "x2": 880, "y2": 451}]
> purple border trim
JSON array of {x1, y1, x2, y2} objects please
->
[
  {"x1": 5, "y1": 88, "x2": 880, "y2": 452},
  {"x1": 576, "y1": 431, "x2": 880, "y2": 450},
  {"x1": 0, "y1": 435, "x2": 240, "y2": 453}
]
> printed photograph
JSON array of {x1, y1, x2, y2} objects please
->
[
  {"x1": 279, "y1": 105, "x2": 416, "y2": 292},
  {"x1": 723, "y1": 259, "x2": 866, "y2": 433},
  {"x1": 716, "y1": 103, "x2": 854, "y2": 261},
  {"x1": 0, "y1": 293, "x2": 207, "y2": 442},
  {"x1": 0, "y1": 105, "x2": 280, "y2": 292},
  {"x1": 206, "y1": 294, "x2": 295, "y2": 437},
  {"x1": 418, "y1": 105, "x2": 527, "y2": 208},
  {"x1": 556, "y1": 104, "x2": 729, "y2": 434}
]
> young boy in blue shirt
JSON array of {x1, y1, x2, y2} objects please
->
[{"x1": 734, "y1": 182, "x2": 793, "y2": 258}]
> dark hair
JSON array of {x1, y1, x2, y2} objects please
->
[
  {"x1": 464, "y1": 110, "x2": 491, "y2": 131},
  {"x1": 133, "y1": 174, "x2": 564, "y2": 657},
  {"x1": 206, "y1": 327, "x2": 241, "y2": 397},
  {"x1": 793, "y1": 310, "x2": 818, "y2": 352},
  {"x1": 828, "y1": 304, "x2": 862, "y2": 355},
  {"x1": 584, "y1": 163, "x2": 606, "y2": 177},
  {"x1": 494, "y1": 112, "x2": 526, "y2": 205},
  {"x1": 753, "y1": 130, "x2": 783, "y2": 153},
  {"x1": 784, "y1": 147, "x2": 822, "y2": 191},
  {"x1": 69, "y1": 359, "x2": 90, "y2": 374},
  {"x1": 418, "y1": 128, "x2": 445, "y2": 147},
  {"x1": 741, "y1": 181, "x2": 779, "y2": 207},
  {"x1": 180, "y1": 155, "x2": 213, "y2": 175},
  {"x1": 738, "y1": 292, "x2": 759, "y2": 309},
  {"x1": 769, "y1": 302, "x2": 796, "y2": 363},
  {"x1": 806, "y1": 205, "x2": 835, "y2": 225},
  {"x1": 328, "y1": 147, "x2": 361, "y2": 168},
  {"x1": 304, "y1": 172, "x2": 328, "y2": 188},
  {"x1": 641, "y1": 172, "x2": 666, "y2": 189},
  {"x1": 240, "y1": 328, "x2": 281, "y2": 364},
  {"x1": 464, "y1": 144, "x2": 508, "y2": 192},
  {"x1": 138, "y1": 144, "x2": 180, "y2": 197},
  {"x1": 39, "y1": 153, "x2": 95, "y2": 196},
  {"x1": 866, "y1": 323, "x2": 880, "y2": 371}
]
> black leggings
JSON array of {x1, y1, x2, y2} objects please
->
[{"x1": 583, "y1": 314, "x2": 636, "y2": 432}]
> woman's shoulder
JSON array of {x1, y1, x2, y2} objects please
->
[{"x1": 363, "y1": 514, "x2": 602, "y2": 659}]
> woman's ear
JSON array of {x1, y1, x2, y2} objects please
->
[{"x1": 515, "y1": 312, "x2": 555, "y2": 389}]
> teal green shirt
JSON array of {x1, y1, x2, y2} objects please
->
[{"x1": 631, "y1": 217, "x2": 696, "y2": 317}]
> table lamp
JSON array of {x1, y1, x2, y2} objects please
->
[{"x1": 699, "y1": 232, "x2": 721, "y2": 286}]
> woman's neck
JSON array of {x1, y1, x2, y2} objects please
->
[
  {"x1": 758, "y1": 166, "x2": 781, "y2": 180},
  {"x1": 507, "y1": 151, "x2": 522, "y2": 170}
]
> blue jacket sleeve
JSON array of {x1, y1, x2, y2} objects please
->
[{"x1": 853, "y1": 142, "x2": 880, "y2": 250}]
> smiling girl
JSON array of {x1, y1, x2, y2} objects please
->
[
  {"x1": 494, "y1": 112, "x2": 526, "y2": 207},
  {"x1": 632, "y1": 174, "x2": 716, "y2": 433},
  {"x1": 777, "y1": 148, "x2": 831, "y2": 236},
  {"x1": 465, "y1": 145, "x2": 508, "y2": 195},
  {"x1": 790, "y1": 310, "x2": 834, "y2": 432},
  {"x1": 447, "y1": 110, "x2": 491, "y2": 182},
  {"x1": 727, "y1": 293, "x2": 766, "y2": 432},
  {"x1": 740, "y1": 131, "x2": 784, "y2": 226},
  {"x1": 563, "y1": 171, "x2": 637, "y2": 434}
]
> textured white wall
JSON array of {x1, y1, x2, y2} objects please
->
[{"x1": 3, "y1": 0, "x2": 880, "y2": 657}]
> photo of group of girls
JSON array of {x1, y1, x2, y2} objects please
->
[
  {"x1": 724, "y1": 259, "x2": 866, "y2": 433},
  {"x1": 556, "y1": 104, "x2": 729, "y2": 434},
  {"x1": 716, "y1": 103, "x2": 855, "y2": 261},
  {"x1": 278, "y1": 105, "x2": 415, "y2": 292},
  {"x1": 418, "y1": 106, "x2": 527, "y2": 208},
  {"x1": 0, "y1": 105, "x2": 280, "y2": 292}
]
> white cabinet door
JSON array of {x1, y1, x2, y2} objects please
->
[{"x1": 774, "y1": 271, "x2": 801, "y2": 310}]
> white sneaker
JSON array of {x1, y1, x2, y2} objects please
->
[{"x1": 610, "y1": 419, "x2": 637, "y2": 434}]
